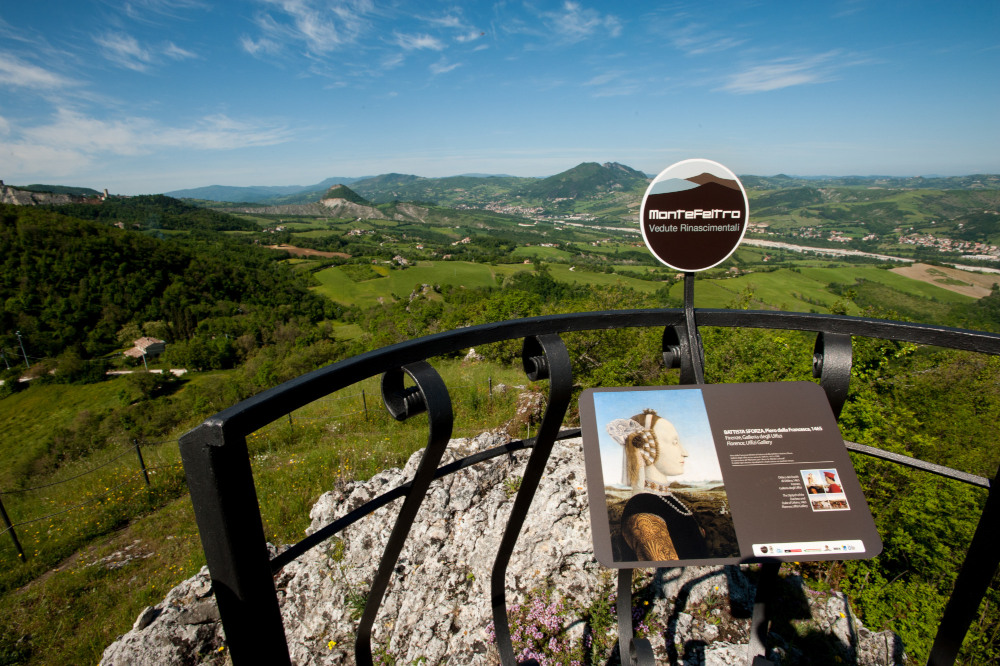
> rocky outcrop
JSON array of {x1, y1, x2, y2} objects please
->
[
  {"x1": 218, "y1": 200, "x2": 429, "y2": 222},
  {"x1": 0, "y1": 183, "x2": 91, "y2": 205},
  {"x1": 102, "y1": 432, "x2": 904, "y2": 665},
  {"x1": 318, "y1": 198, "x2": 388, "y2": 220}
]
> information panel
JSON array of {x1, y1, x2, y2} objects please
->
[{"x1": 579, "y1": 382, "x2": 881, "y2": 568}]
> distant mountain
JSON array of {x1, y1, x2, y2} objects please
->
[
  {"x1": 350, "y1": 173, "x2": 533, "y2": 205},
  {"x1": 458, "y1": 172, "x2": 515, "y2": 178},
  {"x1": 168, "y1": 169, "x2": 1000, "y2": 208},
  {"x1": 166, "y1": 177, "x2": 363, "y2": 203},
  {"x1": 741, "y1": 174, "x2": 1000, "y2": 190},
  {"x1": 521, "y1": 162, "x2": 649, "y2": 200},
  {"x1": 321, "y1": 184, "x2": 369, "y2": 205}
]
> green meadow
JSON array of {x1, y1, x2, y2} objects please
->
[
  {"x1": 312, "y1": 260, "x2": 531, "y2": 304},
  {"x1": 666, "y1": 265, "x2": 976, "y2": 312},
  {"x1": 311, "y1": 259, "x2": 673, "y2": 305}
]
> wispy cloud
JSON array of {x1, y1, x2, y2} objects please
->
[
  {"x1": 722, "y1": 51, "x2": 846, "y2": 93},
  {"x1": 420, "y1": 11, "x2": 483, "y2": 44},
  {"x1": 669, "y1": 23, "x2": 745, "y2": 56},
  {"x1": 244, "y1": 0, "x2": 375, "y2": 57},
  {"x1": 164, "y1": 42, "x2": 197, "y2": 60},
  {"x1": 0, "y1": 52, "x2": 75, "y2": 89},
  {"x1": 395, "y1": 32, "x2": 445, "y2": 51},
  {"x1": 543, "y1": 1, "x2": 622, "y2": 43},
  {"x1": 583, "y1": 70, "x2": 639, "y2": 97},
  {"x1": 240, "y1": 35, "x2": 282, "y2": 57},
  {"x1": 95, "y1": 32, "x2": 155, "y2": 72},
  {"x1": 95, "y1": 32, "x2": 196, "y2": 71},
  {"x1": 121, "y1": 0, "x2": 210, "y2": 23},
  {"x1": 4, "y1": 108, "x2": 293, "y2": 175},
  {"x1": 429, "y1": 58, "x2": 461, "y2": 75}
]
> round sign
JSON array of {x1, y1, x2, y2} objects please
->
[{"x1": 640, "y1": 159, "x2": 749, "y2": 272}]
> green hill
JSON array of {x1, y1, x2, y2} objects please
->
[
  {"x1": 44, "y1": 195, "x2": 256, "y2": 232},
  {"x1": 350, "y1": 173, "x2": 532, "y2": 205},
  {"x1": 321, "y1": 184, "x2": 369, "y2": 205},
  {"x1": 165, "y1": 177, "x2": 362, "y2": 203},
  {"x1": 521, "y1": 162, "x2": 649, "y2": 200}
]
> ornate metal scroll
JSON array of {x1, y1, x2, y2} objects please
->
[
  {"x1": 355, "y1": 362, "x2": 454, "y2": 666},
  {"x1": 491, "y1": 334, "x2": 573, "y2": 665}
]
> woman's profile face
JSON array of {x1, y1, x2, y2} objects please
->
[{"x1": 651, "y1": 418, "x2": 688, "y2": 476}]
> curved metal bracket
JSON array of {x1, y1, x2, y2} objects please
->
[
  {"x1": 355, "y1": 362, "x2": 454, "y2": 666},
  {"x1": 662, "y1": 325, "x2": 683, "y2": 369},
  {"x1": 812, "y1": 332, "x2": 852, "y2": 418},
  {"x1": 663, "y1": 324, "x2": 705, "y2": 384},
  {"x1": 492, "y1": 334, "x2": 573, "y2": 665}
]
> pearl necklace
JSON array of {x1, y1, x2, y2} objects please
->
[
  {"x1": 644, "y1": 479, "x2": 671, "y2": 493},
  {"x1": 644, "y1": 480, "x2": 693, "y2": 516}
]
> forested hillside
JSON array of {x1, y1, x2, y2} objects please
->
[
  {"x1": 0, "y1": 204, "x2": 331, "y2": 362},
  {"x1": 45, "y1": 195, "x2": 257, "y2": 232}
]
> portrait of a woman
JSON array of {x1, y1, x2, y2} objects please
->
[{"x1": 607, "y1": 409, "x2": 709, "y2": 561}]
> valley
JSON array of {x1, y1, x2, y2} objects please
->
[{"x1": 1, "y1": 163, "x2": 1000, "y2": 665}]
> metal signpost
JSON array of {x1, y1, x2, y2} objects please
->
[{"x1": 577, "y1": 159, "x2": 879, "y2": 665}]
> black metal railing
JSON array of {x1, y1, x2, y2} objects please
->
[{"x1": 179, "y1": 286, "x2": 1000, "y2": 666}]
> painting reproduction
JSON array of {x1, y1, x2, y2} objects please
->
[{"x1": 590, "y1": 388, "x2": 739, "y2": 565}]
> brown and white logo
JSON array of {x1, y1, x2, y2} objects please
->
[{"x1": 640, "y1": 159, "x2": 749, "y2": 272}]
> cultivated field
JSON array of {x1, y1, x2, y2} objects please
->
[{"x1": 891, "y1": 262, "x2": 1000, "y2": 298}]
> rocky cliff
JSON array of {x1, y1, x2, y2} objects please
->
[
  {"x1": 100, "y1": 432, "x2": 904, "y2": 665},
  {"x1": 0, "y1": 182, "x2": 99, "y2": 206}
]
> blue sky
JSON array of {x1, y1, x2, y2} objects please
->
[{"x1": 1, "y1": 1, "x2": 998, "y2": 194}]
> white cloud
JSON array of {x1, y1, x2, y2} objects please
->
[
  {"x1": 240, "y1": 35, "x2": 282, "y2": 56},
  {"x1": 455, "y1": 30, "x2": 483, "y2": 43},
  {"x1": 0, "y1": 52, "x2": 75, "y2": 89},
  {"x1": 419, "y1": 11, "x2": 482, "y2": 44},
  {"x1": 669, "y1": 24, "x2": 744, "y2": 56},
  {"x1": 95, "y1": 32, "x2": 155, "y2": 72},
  {"x1": 544, "y1": 2, "x2": 621, "y2": 42},
  {"x1": 1, "y1": 109, "x2": 293, "y2": 179},
  {"x1": 722, "y1": 52, "x2": 844, "y2": 93},
  {"x1": 583, "y1": 70, "x2": 639, "y2": 97},
  {"x1": 395, "y1": 32, "x2": 445, "y2": 51},
  {"x1": 164, "y1": 42, "x2": 198, "y2": 60},
  {"x1": 429, "y1": 58, "x2": 461, "y2": 75},
  {"x1": 95, "y1": 32, "x2": 201, "y2": 71},
  {"x1": 122, "y1": 0, "x2": 209, "y2": 22},
  {"x1": 247, "y1": 0, "x2": 375, "y2": 56},
  {"x1": 380, "y1": 53, "x2": 405, "y2": 69}
]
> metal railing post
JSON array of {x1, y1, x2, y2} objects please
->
[
  {"x1": 928, "y1": 463, "x2": 1000, "y2": 666},
  {"x1": 179, "y1": 422, "x2": 290, "y2": 665}
]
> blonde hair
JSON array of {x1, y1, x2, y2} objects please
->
[{"x1": 624, "y1": 410, "x2": 661, "y2": 490}]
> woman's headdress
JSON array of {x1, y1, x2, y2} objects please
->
[{"x1": 607, "y1": 409, "x2": 660, "y2": 489}]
